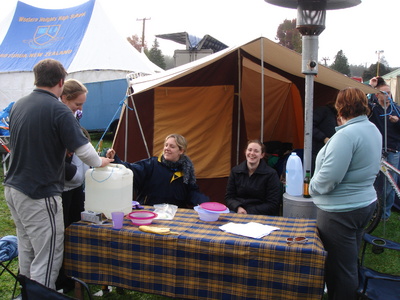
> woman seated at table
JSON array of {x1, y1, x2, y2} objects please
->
[
  {"x1": 106, "y1": 133, "x2": 209, "y2": 208},
  {"x1": 224, "y1": 140, "x2": 281, "y2": 215}
]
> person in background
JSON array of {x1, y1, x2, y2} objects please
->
[
  {"x1": 60, "y1": 79, "x2": 90, "y2": 227},
  {"x1": 106, "y1": 133, "x2": 209, "y2": 207},
  {"x1": 225, "y1": 140, "x2": 281, "y2": 215},
  {"x1": 312, "y1": 102, "x2": 337, "y2": 174},
  {"x1": 367, "y1": 76, "x2": 386, "y2": 105},
  {"x1": 4, "y1": 59, "x2": 113, "y2": 290},
  {"x1": 368, "y1": 81, "x2": 400, "y2": 220},
  {"x1": 310, "y1": 87, "x2": 381, "y2": 300}
]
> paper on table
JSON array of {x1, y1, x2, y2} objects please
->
[{"x1": 219, "y1": 222, "x2": 280, "y2": 239}]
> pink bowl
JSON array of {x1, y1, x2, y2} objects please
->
[{"x1": 127, "y1": 211, "x2": 157, "y2": 226}]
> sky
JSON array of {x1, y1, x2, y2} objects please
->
[{"x1": 0, "y1": 0, "x2": 399, "y2": 68}]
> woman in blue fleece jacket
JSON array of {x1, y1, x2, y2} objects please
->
[
  {"x1": 107, "y1": 134, "x2": 209, "y2": 208},
  {"x1": 309, "y1": 87, "x2": 381, "y2": 300}
]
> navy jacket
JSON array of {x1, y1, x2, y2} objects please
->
[
  {"x1": 225, "y1": 159, "x2": 281, "y2": 215},
  {"x1": 369, "y1": 102, "x2": 400, "y2": 151},
  {"x1": 114, "y1": 155, "x2": 209, "y2": 208},
  {"x1": 313, "y1": 105, "x2": 337, "y2": 156}
]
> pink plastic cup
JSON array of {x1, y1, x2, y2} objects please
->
[{"x1": 111, "y1": 212, "x2": 125, "y2": 229}]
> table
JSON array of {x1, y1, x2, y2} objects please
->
[{"x1": 64, "y1": 208, "x2": 326, "y2": 300}]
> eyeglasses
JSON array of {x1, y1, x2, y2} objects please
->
[
  {"x1": 286, "y1": 236, "x2": 308, "y2": 245},
  {"x1": 380, "y1": 91, "x2": 392, "y2": 96}
]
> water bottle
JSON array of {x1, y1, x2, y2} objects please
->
[{"x1": 286, "y1": 152, "x2": 303, "y2": 196}]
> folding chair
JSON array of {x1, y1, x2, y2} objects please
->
[
  {"x1": 0, "y1": 235, "x2": 18, "y2": 299},
  {"x1": 357, "y1": 233, "x2": 400, "y2": 299},
  {"x1": 17, "y1": 274, "x2": 94, "y2": 300}
]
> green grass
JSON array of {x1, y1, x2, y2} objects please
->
[{"x1": 1, "y1": 134, "x2": 399, "y2": 299}]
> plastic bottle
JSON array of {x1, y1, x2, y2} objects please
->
[
  {"x1": 285, "y1": 152, "x2": 303, "y2": 196},
  {"x1": 303, "y1": 170, "x2": 311, "y2": 198}
]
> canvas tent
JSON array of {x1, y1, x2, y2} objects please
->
[
  {"x1": 112, "y1": 37, "x2": 376, "y2": 202},
  {"x1": 0, "y1": 0, "x2": 163, "y2": 125}
]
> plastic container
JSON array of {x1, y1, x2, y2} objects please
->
[
  {"x1": 85, "y1": 163, "x2": 133, "y2": 219},
  {"x1": 194, "y1": 206, "x2": 221, "y2": 221},
  {"x1": 127, "y1": 211, "x2": 157, "y2": 226},
  {"x1": 285, "y1": 152, "x2": 303, "y2": 196},
  {"x1": 200, "y1": 202, "x2": 228, "y2": 212}
]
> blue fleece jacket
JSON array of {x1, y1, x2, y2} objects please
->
[{"x1": 310, "y1": 115, "x2": 381, "y2": 212}]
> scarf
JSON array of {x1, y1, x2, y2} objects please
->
[{"x1": 161, "y1": 154, "x2": 196, "y2": 185}]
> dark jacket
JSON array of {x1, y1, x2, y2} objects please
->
[
  {"x1": 224, "y1": 159, "x2": 281, "y2": 215},
  {"x1": 313, "y1": 105, "x2": 337, "y2": 156},
  {"x1": 114, "y1": 155, "x2": 209, "y2": 208},
  {"x1": 369, "y1": 102, "x2": 400, "y2": 151}
]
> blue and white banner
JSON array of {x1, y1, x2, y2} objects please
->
[{"x1": 0, "y1": 0, "x2": 95, "y2": 72}]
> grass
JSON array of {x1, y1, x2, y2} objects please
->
[{"x1": 1, "y1": 133, "x2": 399, "y2": 298}]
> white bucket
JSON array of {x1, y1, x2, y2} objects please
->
[{"x1": 85, "y1": 163, "x2": 133, "y2": 219}]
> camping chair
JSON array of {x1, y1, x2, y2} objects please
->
[
  {"x1": 357, "y1": 233, "x2": 400, "y2": 299},
  {"x1": 17, "y1": 274, "x2": 93, "y2": 300},
  {"x1": 0, "y1": 136, "x2": 10, "y2": 177},
  {"x1": 0, "y1": 235, "x2": 19, "y2": 299}
]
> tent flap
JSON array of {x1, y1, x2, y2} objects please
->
[{"x1": 154, "y1": 85, "x2": 234, "y2": 178}]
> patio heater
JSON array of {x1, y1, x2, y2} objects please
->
[{"x1": 264, "y1": 0, "x2": 361, "y2": 174}]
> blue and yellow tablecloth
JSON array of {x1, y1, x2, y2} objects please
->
[{"x1": 64, "y1": 208, "x2": 326, "y2": 300}]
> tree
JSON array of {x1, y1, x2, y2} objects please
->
[
  {"x1": 330, "y1": 50, "x2": 350, "y2": 76},
  {"x1": 127, "y1": 34, "x2": 147, "y2": 52},
  {"x1": 146, "y1": 38, "x2": 166, "y2": 70},
  {"x1": 362, "y1": 61, "x2": 392, "y2": 80},
  {"x1": 164, "y1": 55, "x2": 175, "y2": 70},
  {"x1": 276, "y1": 19, "x2": 302, "y2": 54},
  {"x1": 349, "y1": 64, "x2": 367, "y2": 78}
]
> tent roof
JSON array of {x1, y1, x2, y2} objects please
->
[
  {"x1": 383, "y1": 68, "x2": 400, "y2": 79},
  {"x1": 129, "y1": 37, "x2": 377, "y2": 95}
]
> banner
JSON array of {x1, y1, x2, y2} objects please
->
[{"x1": 0, "y1": 0, "x2": 95, "y2": 72}]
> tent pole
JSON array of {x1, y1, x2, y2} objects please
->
[
  {"x1": 236, "y1": 49, "x2": 242, "y2": 166},
  {"x1": 124, "y1": 89, "x2": 131, "y2": 162},
  {"x1": 260, "y1": 37, "x2": 265, "y2": 141},
  {"x1": 129, "y1": 94, "x2": 151, "y2": 158}
]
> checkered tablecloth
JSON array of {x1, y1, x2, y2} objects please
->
[{"x1": 64, "y1": 208, "x2": 326, "y2": 300}]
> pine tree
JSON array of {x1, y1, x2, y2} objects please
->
[
  {"x1": 146, "y1": 38, "x2": 166, "y2": 70},
  {"x1": 330, "y1": 50, "x2": 350, "y2": 76}
]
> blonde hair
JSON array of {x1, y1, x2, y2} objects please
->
[
  {"x1": 61, "y1": 79, "x2": 88, "y2": 100},
  {"x1": 165, "y1": 134, "x2": 187, "y2": 153}
]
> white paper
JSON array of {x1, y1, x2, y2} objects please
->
[{"x1": 219, "y1": 222, "x2": 280, "y2": 239}]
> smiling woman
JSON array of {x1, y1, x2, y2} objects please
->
[
  {"x1": 105, "y1": 133, "x2": 209, "y2": 208},
  {"x1": 224, "y1": 140, "x2": 282, "y2": 216}
]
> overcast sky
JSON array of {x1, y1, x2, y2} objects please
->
[{"x1": 1, "y1": 0, "x2": 399, "y2": 68}]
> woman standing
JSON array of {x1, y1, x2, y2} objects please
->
[
  {"x1": 106, "y1": 134, "x2": 209, "y2": 208},
  {"x1": 309, "y1": 87, "x2": 381, "y2": 300},
  {"x1": 225, "y1": 140, "x2": 281, "y2": 215},
  {"x1": 60, "y1": 79, "x2": 89, "y2": 227}
]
